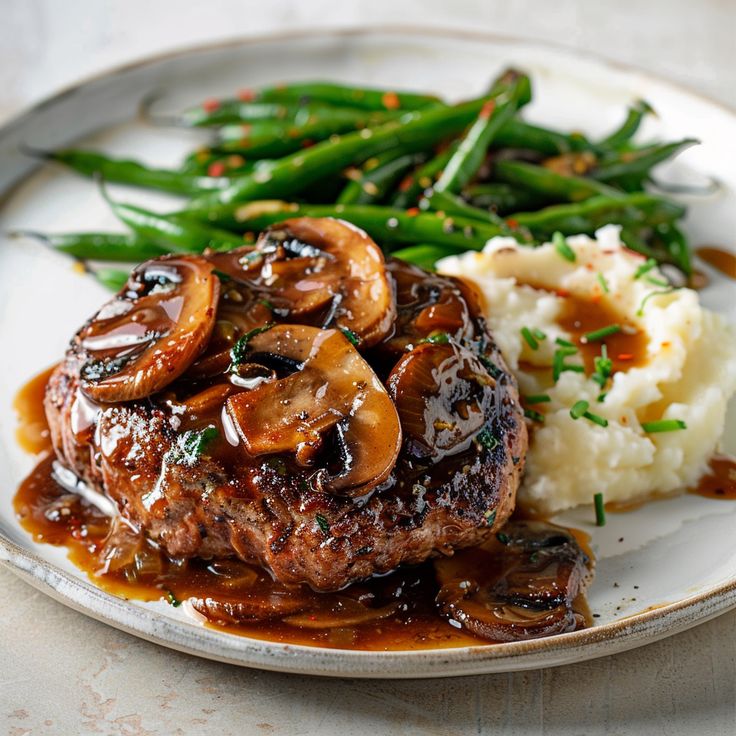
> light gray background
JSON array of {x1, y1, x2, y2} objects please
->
[{"x1": 1, "y1": 1, "x2": 735, "y2": 734}]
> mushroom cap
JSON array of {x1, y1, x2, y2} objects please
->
[
  {"x1": 78, "y1": 255, "x2": 219, "y2": 403},
  {"x1": 225, "y1": 324, "x2": 402, "y2": 497}
]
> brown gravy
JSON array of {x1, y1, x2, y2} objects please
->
[
  {"x1": 689, "y1": 455, "x2": 736, "y2": 501},
  {"x1": 13, "y1": 369, "x2": 592, "y2": 651},
  {"x1": 696, "y1": 247, "x2": 736, "y2": 280}
]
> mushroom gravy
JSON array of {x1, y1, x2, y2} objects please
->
[{"x1": 14, "y1": 367, "x2": 592, "y2": 650}]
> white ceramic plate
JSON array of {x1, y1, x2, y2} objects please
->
[{"x1": 0, "y1": 28, "x2": 734, "y2": 679}]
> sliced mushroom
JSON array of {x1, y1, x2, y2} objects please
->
[
  {"x1": 434, "y1": 521, "x2": 591, "y2": 642},
  {"x1": 387, "y1": 341, "x2": 496, "y2": 460},
  {"x1": 225, "y1": 324, "x2": 401, "y2": 496},
  {"x1": 78, "y1": 256, "x2": 219, "y2": 403},
  {"x1": 191, "y1": 590, "x2": 315, "y2": 623},
  {"x1": 211, "y1": 218, "x2": 396, "y2": 347},
  {"x1": 283, "y1": 598, "x2": 399, "y2": 628}
]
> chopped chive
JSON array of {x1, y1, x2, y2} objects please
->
[
  {"x1": 583, "y1": 324, "x2": 621, "y2": 342},
  {"x1": 555, "y1": 337, "x2": 576, "y2": 349},
  {"x1": 634, "y1": 258, "x2": 658, "y2": 279},
  {"x1": 524, "y1": 394, "x2": 551, "y2": 404},
  {"x1": 592, "y1": 344, "x2": 613, "y2": 388},
  {"x1": 483, "y1": 509, "x2": 497, "y2": 526},
  {"x1": 583, "y1": 410, "x2": 608, "y2": 427},
  {"x1": 644, "y1": 275, "x2": 669, "y2": 287},
  {"x1": 531, "y1": 328, "x2": 547, "y2": 341},
  {"x1": 165, "y1": 590, "x2": 182, "y2": 607},
  {"x1": 230, "y1": 323, "x2": 275, "y2": 366},
  {"x1": 258, "y1": 297, "x2": 275, "y2": 310},
  {"x1": 570, "y1": 400, "x2": 589, "y2": 419},
  {"x1": 213, "y1": 268, "x2": 232, "y2": 282},
  {"x1": 636, "y1": 288, "x2": 675, "y2": 317},
  {"x1": 553, "y1": 347, "x2": 584, "y2": 382},
  {"x1": 475, "y1": 427, "x2": 499, "y2": 451},
  {"x1": 597, "y1": 392, "x2": 607, "y2": 402},
  {"x1": 553, "y1": 231, "x2": 576, "y2": 262},
  {"x1": 641, "y1": 419, "x2": 687, "y2": 433},
  {"x1": 596, "y1": 272, "x2": 610, "y2": 294},
  {"x1": 524, "y1": 408, "x2": 545, "y2": 423},
  {"x1": 497, "y1": 532, "x2": 510, "y2": 545},
  {"x1": 419, "y1": 331, "x2": 450, "y2": 345},
  {"x1": 520, "y1": 326, "x2": 539, "y2": 350},
  {"x1": 340, "y1": 326, "x2": 360, "y2": 346},
  {"x1": 594, "y1": 492, "x2": 606, "y2": 527},
  {"x1": 315, "y1": 513, "x2": 330, "y2": 535}
]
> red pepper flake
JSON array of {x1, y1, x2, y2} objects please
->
[
  {"x1": 505, "y1": 218, "x2": 519, "y2": 229},
  {"x1": 406, "y1": 207, "x2": 420, "y2": 217},
  {"x1": 240, "y1": 124, "x2": 252, "y2": 136},
  {"x1": 238, "y1": 88, "x2": 256, "y2": 102},
  {"x1": 207, "y1": 162, "x2": 226, "y2": 177},
  {"x1": 202, "y1": 98, "x2": 221, "y2": 113},
  {"x1": 398, "y1": 175, "x2": 413, "y2": 192},
  {"x1": 479, "y1": 99, "x2": 496, "y2": 119},
  {"x1": 301, "y1": 139, "x2": 315, "y2": 149},
  {"x1": 382, "y1": 91, "x2": 400, "y2": 110},
  {"x1": 617, "y1": 353, "x2": 634, "y2": 361}
]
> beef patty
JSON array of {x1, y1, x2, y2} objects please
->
[{"x1": 45, "y1": 217, "x2": 527, "y2": 591}]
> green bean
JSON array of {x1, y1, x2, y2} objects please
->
[
  {"x1": 38, "y1": 148, "x2": 230, "y2": 196},
  {"x1": 107, "y1": 198, "x2": 247, "y2": 252},
  {"x1": 422, "y1": 189, "x2": 511, "y2": 232},
  {"x1": 337, "y1": 150, "x2": 426, "y2": 205},
  {"x1": 494, "y1": 159, "x2": 620, "y2": 202},
  {"x1": 435, "y1": 73, "x2": 531, "y2": 194},
  {"x1": 193, "y1": 200, "x2": 512, "y2": 250},
  {"x1": 510, "y1": 193, "x2": 686, "y2": 237},
  {"x1": 493, "y1": 119, "x2": 593, "y2": 155},
  {"x1": 214, "y1": 110, "x2": 399, "y2": 158},
  {"x1": 184, "y1": 98, "x2": 491, "y2": 216},
  {"x1": 177, "y1": 100, "x2": 359, "y2": 128},
  {"x1": 463, "y1": 182, "x2": 546, "y2": 214},
  {"x1": 598, "y1": 100, "x2": 654, "y2": 150},
  {"x1": 593, "y1": 139, "x2": 698, "y2": 186},
  {"x1": 253, "y1": 81, "x2": 444, "y2": 111},
  {"x1": 390, "y1": 143, "x2": 458, "y2": 209},
  {"x1": 10, "y1": 230, "x2": 166, "y2": 262},
  {"x1": 390, "y1": 243, "x2": 466, "y2": 270}
]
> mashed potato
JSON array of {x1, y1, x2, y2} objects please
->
[{"x1": 438, "y1": 225, "x2": 736, "y2": 514}]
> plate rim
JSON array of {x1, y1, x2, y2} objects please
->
[{"x1": 1, "y1": 24, "x2": 735, "y2": 678}]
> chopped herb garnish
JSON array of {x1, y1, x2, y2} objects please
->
[
  {"x1": 258, "y1": 297, "x2": 275, "y2": 310},
  {"x1": 475, "y1": 427, "x2": 499, "y2": 452},
  {"x1": 597, "y1": 392, "x2": 607, "y2": 403},
  {"x1": 524, "y1": 394, "x2": 551, "y2": 404},
  {"x1": 570, "y1": 400, "x2": 589, "y2": 419},
  {"x1": 570, "y1": 400, "x2": 608, "y2": 427},
  {"x1": 340, "y1": 326, "x2": 360, "y2": 346},
  {"x1": 594, "y1": 492, "x2": 606, "y2": 527},
  {"x1": 419, "y1": 331, "x2": 450, "y2": 345},
  {"x1": 597, "y1": 273, "x2": 610, "y2": 294},
  {"x1": 553, "y1": 346, "x2": 583, "y2": 382},
  {"x1": 644, "y1": 275, "x2": 669, "y2": 287},
  {"x1": 555, "y1": 337, "x2": 576, "y2": 349},
  {"x1": 634, "y1": 258, "x2": 658, "y2": 279},
  {"x1": 165, "y1": 590, "x2": 182, "y2": 607},
  {"x1": 641, "y1": 419, "x2": 687, "y2": 433},
  {"x1": 480, "y1": 355, "x2": 503, "y2": 379},
  {"x1": 636, "y1": 287, "x2": 675, "y2": 317},
  {"x1": 524, "y1": 408, "x2": 545, "y2": 423},
  {"x1": 531, "y1": 328, "x2": 547, "y2": 341},
  {"x1": 315, "y1": 513, "x2": 330, "y2": 535},
  {"x1": 591, "y1": 344, "x2": 613, "y2": 388},
  {"x1": 497, "y1": 532, "x2": 510, "y2": 545},
  {"x1": 167, "y1": 426, "x2": 219, "y2": 466},
  {"x1": 553, "y1": 231, "x2": 576, "y2": 262},
  {"x1": 483, "y1": 509, "x2": 497, "y2": 526},
  {"x1": 583, "y1": 324, "x2": 621, "y2": 342},
  {"x1": 520, "y1": 326, "x2": 539, "y2": 350},
  {"x1": 230, "y1": 323, "x2": 275, "y2": 366}
]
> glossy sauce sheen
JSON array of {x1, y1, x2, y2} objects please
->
[
  {"x1": 689, "y1": 456, "x2": 736, "y2": 501},
  {"x1": 14, "y1": 370, "x2": 591, "y2": 650}
]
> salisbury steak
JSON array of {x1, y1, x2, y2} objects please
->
[{"x1": 45, "y1": 217, "x2": 527, "y2": 591}]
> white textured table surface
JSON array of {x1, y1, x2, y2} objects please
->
[{"x1": 2, "y1": 2, "x2": 735, "y2": 734}]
